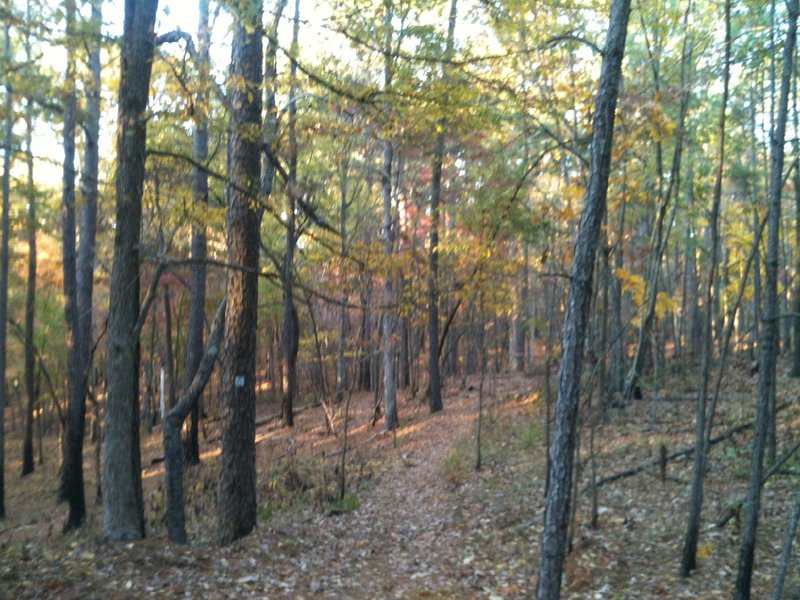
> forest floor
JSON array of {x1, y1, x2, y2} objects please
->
[{"x1": 2, "y1": 357, "x2": 800, "y2": 598}]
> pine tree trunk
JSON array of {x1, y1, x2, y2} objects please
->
[
  {"x1": 382, "y1": 0, "x2": 397, "y2": 431},
  {"x1": 535, "y1": 0, "x2": 630, "y2": 595},
  {"x1": 103, "y1": 0, "x2": 159, "y2": 542},
  {"x1": 218, "y1": 0, "x2": 262, "y2": 546}
]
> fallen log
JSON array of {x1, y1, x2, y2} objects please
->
[{"x1": 592, "y1": 402, "x2": 791, "y2": 489}]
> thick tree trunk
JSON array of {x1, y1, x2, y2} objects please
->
[
  {"x1": 217, "y1": 0, "x2": 262, "y2": 546},
  {"x1": 680, "y1": 0, "x2": 730, "y2": 575},
  {"x1": 182, "y1": 0, "x2": 210, "y2": 465},
  {"x1": 534, "y1": 0, "x2": 630, "y2": 596},
  {"x1": 103, "y1": 0, "x2": 159, "y2": 542},
  {"x1": 735, "y1": 2, "x2": 798, "y2": 597}
]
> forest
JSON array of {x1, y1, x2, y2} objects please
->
[{"x1": 1, "y1": 0, "x2": 800, "y2": 597}]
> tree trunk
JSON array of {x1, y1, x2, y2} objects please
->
[
  {"x1": 535, "y1": 0, "x2": 631, "y2": 596},
  {"x1": 336, "y1": 127, "x2": 350, "y2": 403},
  {"x1": 623, "y1": 8, "x2": 693, "y2": 401},
  {"x1": 680, "y1": 0, "x2": 730, "y2": 575},
  {"x1": 735, "y1": 2, "x2": 798, "y2": 597},
  {"x1": 217, "y1": 0, "x2": 262, "y2": 546},
  {"x1": 182, "y1": 0, "x2": 210, "y2": 465},
  {"x1": 281, "y1": 0, "x2": 301, "y2": 428},
  {"x1": 165, "y1": 299, "x2": 225, "y2": 544},
  {"x1": 0, "y1": 5, "x2": 11, "y2": 520},
  {"x1": 382, "y1": 0, "x2": 397, "y2": 431},
  {"x1": 103, "y1": 0, "x2": 159, "y2": 542},
  {"x1": 427, "y1": 0, "x2": 457, "y2": 413},
  {"x1": 21, "y1": 27, "x2": 36, "y2": 477}
]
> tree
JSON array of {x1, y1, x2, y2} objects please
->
[
  {"x1": 60, "y1": 0, "x2": 102, "y2": 532},
  {"x1": 103, "y1": 0, "x2": 160, "y2": 542},
  {"x1": 680, "y1": 0, "x2": 731, "y2": 575},
  {"x1": 218, "y1": 0, "x2": 262, "y2": 546},
  {"x1": 165, "y1": 298, "x2": 225, "y2": 543},
  {"x1": 281, "y1": 0, "x2": 300, "y2": 428},
  {"x1": 0, "y1": 0, "x2": 13, "y2": 521},
  {"x1": 734, "y1": 1, "x2": 798, "y2": 596},
  {"x1": 182, "y1": 0, "x2": 211, "y2": 466},
  {"x1": 21, "y1": 0, "x2": 36, "y2": 477},
  {"x1": 428, "y1": 0, "x2": 458, "y2": 415},
  {"x1": 382, "y1": 0, "x2": 398, "y2": 431},
  {"x1": 534, "y1": 0, "x2": 631, "y2": 596}
]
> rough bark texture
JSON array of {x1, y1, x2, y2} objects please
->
[
  {"x1": 734, "y1": 1, "x2": 798, "y2": 597},
  {"x1": 103, "y1": 0, "x2": 159, "y2": 542},
  {"x1": 680, "y1": 0, "x2": 730, "y2": 575},
  {"x1": 61, "y1": 0, "x2": 102, "y2": 531},
  {"x1": 182, "y1": 0, "x2": 210, "y2": 465},
  {"x1": 382, "y1": 0, "x2": 398, "y2": 431},
  {"x1": 165, "y1": 299, "x2": 225, "y2": 544},
  {"x1": 534, "y1": 0, "x2": 630, "y2": 596},
  {"x1": 218, "y1": 0, "x2": 262, "y2": 546},
  {"x1": 0, "y1": 9, "x2": 12, "y2": 520}
]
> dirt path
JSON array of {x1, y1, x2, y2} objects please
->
[{"x1": 6, "y1": 376, "x2": 539, "y2": 599}]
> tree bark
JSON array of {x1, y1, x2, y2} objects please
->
[
  {"x1": 218, "y1": 0, "x2": 262, "y2": 546},
  {"x1": 735, "y1": 1, "x2": 798, "y2": 597},
  {"x1": 103, "y1": 0, "x2": 159, "y2": 542},
  {"x1": 21, "y1": 16, "x2": 36, "y2": 477},
  {"x1": 382, "y1": 0, "x2": 398, "y2": 431},
  {"x1": 165, "y1": 299, "x2": 225, "y2": 544},
  {"x1": 427, "y1": 0, "x2": 457, "y2": 413},
  {"x1": 182, "y1": 0, "x2": 210, "y2": 465},
  {"x1": 281, "y1": 0, "x2": 301, "y2": 428},
  {"x1": 534, "y1": 0, "x2": 631, "y2": 596},
  {"x1": 0, "y1": 4, "x2": 12, "y2": 520}
]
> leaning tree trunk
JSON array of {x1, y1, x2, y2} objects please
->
[
  {"x1": 680, "y1": 0, "x2": 730, "y2": 575},
  {"x1": 217, "y1": 0, "x2": 262, "y2": 547},
  {"x1": 735, "y1": 1, "x2": 798, "y2": 597},
  {"x1": 182, "y1": 0, "x2": 210, "y2": 465},
  {"x1": 534, "y1": 0, "x2": 631, "y2": 596},
  {"x1": 165, "y1": 299, "x2": 225, "y2": 543},
  {"x1": 103, "y1": 0, "x2": 159, "y2": 542}
]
